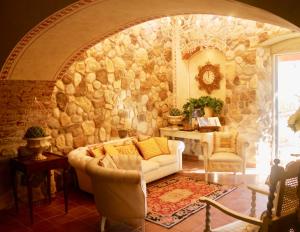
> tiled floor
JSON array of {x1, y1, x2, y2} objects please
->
[{"x1": 0, "y1": 159, "x2": 268, "y2": 232}]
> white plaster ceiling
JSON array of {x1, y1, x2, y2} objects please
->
[{"x1": 3, "y1": 0, "x2": 299, "y2": 81}]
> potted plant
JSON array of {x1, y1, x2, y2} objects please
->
[
  {"x1": 167, "y1": 108, "x2": 184, "y2": 128},
  {"x1": 24, "y1": 126, "x2": 51, "y2": 160},
  {"x1": 182, "y1": 96, "x2": 224, "y2": 121}
]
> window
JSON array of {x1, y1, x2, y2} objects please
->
[{"x1": 275, "y1": 53, "x2": 300, "y2": 165}]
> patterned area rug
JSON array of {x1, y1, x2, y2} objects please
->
[{"x1": 146, "y1": 175, "x2": 236, "y2": 228}]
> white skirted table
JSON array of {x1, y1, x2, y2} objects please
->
[
  {"x1": 159, "y1": 127, "x2": 213, "y2": 181},
  {"x1": 159, "y1": 127, "x2": 213, "y2": 159}
]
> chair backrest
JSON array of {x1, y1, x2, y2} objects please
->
[
  {"x1": 275, "y1": 160, "x2": 300, "y2": 217},
  {"x1": 263, "y1": 159, "x2": 300, "y2": 231}
]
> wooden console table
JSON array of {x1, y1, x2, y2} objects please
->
[
  {"x1": 159, "y1": 127, "x2": 213, "y2": 159},
  {"x1": 10, "y1": 152, "x2": 69, "y2": 224}
]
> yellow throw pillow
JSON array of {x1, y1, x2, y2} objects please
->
[
  {"x1": 134, "y1": 138, "x2": 162, "y2": 160},
  {"x1": 214, "y1": 131, "x2": 238, "y2": 153},
  {"x1": 115, "y1": 144, "x2": 142, "y2": 158},
  {"x1": 153, "y1": 137, "x2": 170, "y2": 154},
  {"x1": 88, "y1": 145, "x2": 105, "y2": 158},
  {"x1": 103, "y1": 144, "x2": 120, "y2": 155}
]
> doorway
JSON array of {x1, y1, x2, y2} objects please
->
[{"x1": 276, "y1": 53, "x2": 300, "y2": 166}]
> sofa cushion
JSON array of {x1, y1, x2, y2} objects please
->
[
  {"x1": 115, "y1": 144, "x2": 142, "y2": 158},
  {"x1": 149, "y1": 154, "x2": 176, "y2": 167},
  {"x1": 103, "y1": 144, "x2": 120, "y2": 155},
  {"x1": 214, "y1": 131, "x2": 238, "y2": 153},
  {"x1": 87, "y1": 145, "x2": 105, "y2": 158},
  {"x1": 209, "y1": 152, "x2": 242, "y2": 162},
  {"x1": 141, "y1": 160, "x2": 160, "y2": 173},
  {"x1": 154, "y1": 137, "x2": 170, "y2": 154},
  {"x1": 134, "y1": 138, "x2": 162, "y2": 160}
]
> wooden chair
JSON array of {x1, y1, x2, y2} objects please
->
[
  {"x1": 200, "y1": 159, "x2": 300, "y2": 232},
  {"x1": 201, "y1": 130, "x2": 249, "y2": 175},
  {"x1": 248, "y1": 159, "x2": 300, "y2": 218}
]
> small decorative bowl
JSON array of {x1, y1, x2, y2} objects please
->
[{"x1": 118, "y1": 129, "x2": 128, "y2": 138}]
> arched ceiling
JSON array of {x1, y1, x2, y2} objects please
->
[{"x1": 1, "y1": 0, "x2": 299, "y2": 81}]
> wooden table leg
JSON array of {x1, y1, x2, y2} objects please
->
[
  {"x1": 62, "y1": 168, "x2": 68, "y2": 213},
  {"x1": 11, "y1": 166, "x2": 18, "y2": 212},
  {"x1": 46, "y1": 170, "x2": 51, "y2": 204},
  {"x1": 250, "y1": 190, "x2": 256, "y2": 217},
  {"x1": 26, "y1": 174, "x2": 33, "y2": 224}
]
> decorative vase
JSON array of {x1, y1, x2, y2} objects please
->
[
  {"x1": 118, "y1": 129, "x2": 128, "y2": 138},
  {"x1": 204, "y1": 107, "x2": 213, "y2": 117},
  {"x1": 182, "y1": 121, "x2": 194, "y2": 131},
  {"x1": 167, "y1": 115, "x2": 184, "y2": 129},
  {"x1": 25, "y1": 136, "x2": 51, "y2": 160}
]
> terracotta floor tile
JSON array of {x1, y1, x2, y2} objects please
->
[
  {"x1": 0, "y1": 220, "x2": 28, "y2": 232},
  {"x1": 35, "y1": 206, "x2": 65, "y2": 218},
  {"x1": 78, "y1": 211, "x2": 100, "y2": 226},
  {"x1": 47, "y1": 214, "x2": 76, "y2": 226},
  {"x1": 28, "y1": 219, "x2": 59, "y2": 232},
  {"x1": 0, "y1": 160, "x2": 270, "y2": 232}
]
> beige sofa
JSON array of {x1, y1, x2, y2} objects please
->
[{"x1": 68, "y1": 137, "x2": 185, "y2": 193}]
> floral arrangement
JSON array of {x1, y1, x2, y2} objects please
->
[{"x1": 288, "y1": 108, "x2": 300, "y2": 132}]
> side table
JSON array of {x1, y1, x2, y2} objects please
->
[{"x1": 10, "y1": 152, "x2": 69, "y2": 224}]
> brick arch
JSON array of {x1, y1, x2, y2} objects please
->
[{"x1": 1, "y1": 0, "x2": 299, "y2": 81}]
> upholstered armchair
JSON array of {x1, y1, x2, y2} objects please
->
[
  {"x1": 201, "y1": 130, "x2": 249, "y2": 174},
  {"x1": 86, "y1": 155, "x2": 146, "y2": 232},
  {"x1": 200, "y1": 159, "x2": 300, "y2": 232}
]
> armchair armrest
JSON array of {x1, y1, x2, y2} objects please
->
[
  {"x1": 247, "y1": 184, "x2": 270, "y2": 217},
  {"x1": 200, "y1": 196, "x2": 263, "y2": 226},
  {"x1": 247, "y1": 184, "x2": 269, "y2": 195},
  {"x1": 236, "y1": 136, "x2": 249, "y2": 174},
  {"x1": 86, "y1": 158, "x2": 142, "y2": 184},
  {"x1": 236, "y1": 136, "x2": 249, "y2": 158}
]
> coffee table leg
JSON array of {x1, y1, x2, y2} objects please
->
[
  {"x1": 26, "y1": 174, "x2": 33, "y2": 224},
  {"x1": 62, "y1": 168, "x2": 68, "y2": 213}
]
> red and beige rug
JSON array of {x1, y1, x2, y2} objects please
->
[{"x1": 146, "y1": 175, "x2": 236, "y2": 228}]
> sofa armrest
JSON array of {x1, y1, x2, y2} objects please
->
[
  {"x1": 68, "y1": 147, "x2": 93, "y2": 171},
  {"x1": 168, "y1": 140, "x2": 185, "y2": 155},
  {"x1": 168, "y1": 140, "x2": 185, "y2": 169},
  {"x1": 86, "y1": 158, "x2": 142, "y2": 184}
]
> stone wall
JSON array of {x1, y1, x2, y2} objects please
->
[
  {"x1": 49, "y1": 15, "x2": 293, "y2": 163},
  {"x1": 0, "y1": 80, "x2": 55, "y2": 209},
  {"x1": 177, "y1": 15, "x2": 291, "y2": 164},
  {"x1": 0, "y1": 80, "x2": 55, "y2": 153},
  {"x1": 49, "y1": 19, "x2": 173, "y2": 153}
]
